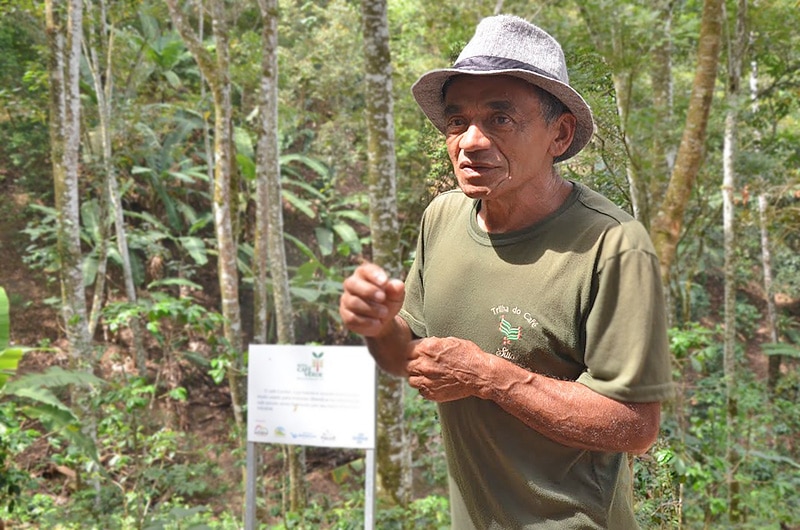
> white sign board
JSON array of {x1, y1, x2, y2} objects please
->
[{"x1": 247, "y1": 344, "x2": 376, "y2": 449}]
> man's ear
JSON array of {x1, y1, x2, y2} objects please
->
[{"x1": 548, "y1": 113, "x2": 577, "y2": 159}]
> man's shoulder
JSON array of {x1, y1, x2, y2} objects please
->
[
  {"x1": 570, "y1": 183, "x2": 656, "y2": 254},
  {"x1": 424, "y1": 189, "x2": 471, "y2": 217},
  {"x1": 572, "y1": 183, "x2": 635, "y2": 225}
]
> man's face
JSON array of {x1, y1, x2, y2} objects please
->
[{"x1": 443, "y1": 75, "x2": 572, "y2": 202}]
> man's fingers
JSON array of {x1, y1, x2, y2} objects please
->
[
  {"x1": 383, "y1": 278, "x2": 405, "y2": 304},
  {"x1": 340, "y1": 290, "x2": 388, "y2": 319},
  {"x1": 354, "y1": 262, "x2": 389, "y2": 286}
]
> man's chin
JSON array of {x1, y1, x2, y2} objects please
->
[{"x1": 458, "y1": 179, "x2": 508, "y2": 199}]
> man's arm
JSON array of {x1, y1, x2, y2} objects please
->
[
  {"x1": 407, "y1": 337, "x2": 661, "y2": 454},
  {"x1": 339, "y1": 263, "x2": 414, "y2": 377}
]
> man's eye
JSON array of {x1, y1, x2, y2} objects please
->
[
  {"x1": 492, "y1": 115, "x2": 511, "y2": 126},
  {"x1": 445, "y1": 117, "x2": 466, "y2": 131}
]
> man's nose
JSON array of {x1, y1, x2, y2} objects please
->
[{"x1": 459, "y1": 123, "x2": 491, "y2": 151}]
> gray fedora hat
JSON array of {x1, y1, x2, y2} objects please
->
[{"x1": 412, "y1": 15, "x2": 595, "y2": 162}]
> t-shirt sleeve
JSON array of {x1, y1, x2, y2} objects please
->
[
  {"x1": 398, "y1": 213, "x2": 428, "y2": 340},
  {"x1": 577, "y1": 226, "x2": 675, "y2": 403}
]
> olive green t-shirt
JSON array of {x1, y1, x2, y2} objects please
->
[{"x1": 398, "y1": 183, "x2": 674, "y2": 529}]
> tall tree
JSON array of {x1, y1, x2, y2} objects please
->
[
  {"x1": 360, "y1": 0, "x2": 410, "y2": 507},
  {"x1": 83, "y1": 0, "x2": 147, "y2": 373},
  {"x1": 253, "y1": 0, "x2": 307, "y2": 514},
  {"x1": 578, "y1": 1, "x2": 654, "y2": 226},
  {"x1": 45, "y1": 0, "x2": 92, "y2": 360},
  {"x1": 651, "y1": 0, "x2": 726, "y2": 285},
  {"x1": 165, "y1": 0, "x2": 245, "y2": 429},
  {"x1": 722, "y1": 0, "x2": 748, "y2": 521},
  {"x1": 758, "y1": 193, "x2": 781, "y2": 393}
]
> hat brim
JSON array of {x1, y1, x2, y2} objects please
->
[{"x1": 412, "y1": 68, "x2": 595, "y2": 162}]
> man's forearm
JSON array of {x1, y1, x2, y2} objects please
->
[{"x1": 478, "y1": 355, "x2": 661, "y2": 453}]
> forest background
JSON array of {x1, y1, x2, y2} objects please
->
[{"x1": 1, "y1": 0, "x2": 799, "y2": 528}]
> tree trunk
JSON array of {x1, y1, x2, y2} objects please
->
[
  {"x1": 748, "y1": 34, "x2": 782, "y2": 395},
  {"x1": 255, "y1": 0, "x2": 307, "y2": 513},
  {"x1": 651, "y1": 0, "x2": 725, "y2": 285},
  {"x1": 722, "y1": 0, "x2": 747, "y2": 522},
  {"x1": 83, "y1": 0, "x2": 147, "y2": 374},
  {"x1": 758, "y1": 194, "x2": 781, "y2": 393},
  {"x1": 650, "y1": 0, "x2": 676, "y2": 200},
  {"x1": 361, "y1": 0, "x2": 411, "y2": 507},
  {"x1": 45, "y1": 0, "x2": 92, "y2": 360},
  {"x1": 165, "y1": 0, "x2": 245, "y2": 430}
]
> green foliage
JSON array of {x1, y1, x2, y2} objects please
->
[
  {"x1": 649, "y1": 323, "x2": 800, "y2": 528},
  {"x1": 279, "y1": 153, "x2": 371, "y2": 259},
  {"x1": 0, "y1": 287, "x2": 14, "y2": 382},
  {"x1": 404, "y1": 384, "x2": 447, "y2": 488},
  {"x1": 11, "y1": 376, "x2": 233, "y2": 529},
  {"x1": 271, "y1": 490, "x2": 450, "y2": 530},
  {"x1": 103, "y1": 289, "x2": 224, "y2": 358},
  {"x1": 0, "y1": 358, "x2": 103, "y2": 518}
]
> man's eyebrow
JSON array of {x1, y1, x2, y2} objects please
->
[
  {"x1": 444, "y1": 103, "x2": 460, "y2": 117},
  {"x1": 444, "y1": 100, "x2": 515, "y2": 117},
  {"x1": 488, "y1": 100, "x2": 514, "y2": 111}
]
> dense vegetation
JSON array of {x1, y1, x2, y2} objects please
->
[{"x1": 1, "y1": 0, "x2": 799, "y2": 529}]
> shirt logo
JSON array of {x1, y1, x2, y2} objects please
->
[{"x1": 498, "y1": 315, "x2": 522, "y2": 345}]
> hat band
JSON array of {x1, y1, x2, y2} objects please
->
[{"x1": 452, "y1": 55, "x2": 560, "y2": 82}]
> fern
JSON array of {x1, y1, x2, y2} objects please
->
[
  {"x1": 761, "y1": 342, "x2": 800, "y2": 359},
  {"x1": 3, "y1": 366, "x2": 103, "y2": 395}
]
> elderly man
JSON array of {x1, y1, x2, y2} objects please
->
[{"x1": 340, "y1": 14, "x2": 674, "y2": 529}]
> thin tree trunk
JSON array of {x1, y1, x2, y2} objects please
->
[
  {"x1": 361, "y1": 0, "x2": 411, "y2": 507},
  {"x1": 254, "y1": 0, "x2": 307, "y2": 514},
  {"x1": 650, "y1": 0, "x2": 676, "y2": 200},
  {"x1": 165, "y1": 0, "x2": 245, "y2": 430},
  {"x1": 612, "y1": 71, "x2": 650, "y2": 226},
  {"x1": 46, "y1": 0, "x2": 92, "y2": 360},
  {"x1": 721, "y1": 100, "x2": 740, "y2": 526},
  {"x1": 83, "y1": 0, "x2": 147, "y2": 373},
  {"x1": 758, "y1": 194, "x2": 781, "y2": 393},
  {"x1": 651, "y1": 0, "x2": 725, "y2": 285},
  {"x1": 46, "y1": 0, "x2": 101, "y2": 508},
  {"x1": 722, "y1": 0, "x2": 747, "y2": 522},
  {"x1": 748, "y1": 34, "x2": 781, "y2": 395},
  {"x1": 576, "y1": 2, "x2": 653, "y2": 227}
]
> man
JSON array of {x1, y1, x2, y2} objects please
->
[{"x1": 339, "y1": 14, "x2": 674, "y2": 529}]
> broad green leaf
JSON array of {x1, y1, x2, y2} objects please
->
[
  {"x1": 147, "y1": 277, "x2": 203, "y2": 290},
  {"x1": 315, "y1": 227, "x2": 334, "y2": 256},
  {"x1": 761, "y1": 342, "x2": 800, "y2": 358},
  {"x1": 3, "y1": 366, "x2": 103, "y2": 395},
  {"x1": 164, "y1": 70, "x2": 181, "y2": 89},
  {"x1": 21, "y1": 403, "x2": 100, "y2": 464},
  {"x1": 280, "y1": 153, "x2": 330, "y2": 179},
  {"x1": 80, "y1": 199, "x2": 102, "y2": 244},
  {"x1": 335, "y1": 209, "x2": 371, "y2": 226},
  {"x1": 178, "y1": 236, "x2": 208, "y2": 265},
  {"x1": 748, "y1": 450, "x2": 800, "y2": 469},
  {"x1": 291, "y1": 287, "x2": 321, "y2": 303},
  {"x1": 332, "y1": 222, "x2": 361, "y2": 253},
  {"x1": 82, "y1": 253, "x2": 99, "y2": 287},
  {"x1": 9, "y1": 386, "x2": 74, "y2": 415},
  {"x1": 283, "y1": 178, "x2": 325, "y2": 199},
  {"x1": 282, "y1": 190, "x2": 316, "y2": 218},
  {"x1": 0, "y1": 348, "x2": 25, "y2": 388},
  {"x1": 0, "y1": 287, "x2": 8, "y2": 351},
  {"x1": 234, "y1": 127, "x2": 255, "y2": 159},
  {"x1": 236, "y1": 152, "x2": 256, "y2": 181},
  {"x1": 284, "y1": 234, "x2": 322, "y2": 265}
]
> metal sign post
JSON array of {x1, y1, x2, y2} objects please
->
[{"x1": 244, "y1": 345, "x2": 377, "y2": 529}]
